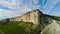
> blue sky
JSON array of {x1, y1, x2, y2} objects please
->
[{"x1": 0, "y1": 0, "x2": 60, "y2": 20}]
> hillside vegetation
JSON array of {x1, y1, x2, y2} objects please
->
[
  {"x1": 45, "y1": 14, "x2": 60, "y2": 21},
  {"x1": 0, "y1": 21, "x2": 39, "y2": 34},
  {"x1": 50, "y1": 16, "x2": 60, "y2": 21}
]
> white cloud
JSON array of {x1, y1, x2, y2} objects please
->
[
  {"x1": 0, "y1": 0, "x2": 40, "y2": 19},
  {"x1": 0, "y1": 0, "x2": 20, "y2": 10},
  {"x1": 0, "y1": 9, "x2": 20, "y2": 19},
  {"x1": 11, "y1": 0, "x2": 40, "y2": 14},
  {"x1": 32, "y1": 0, "x2": 39, "y2": 4},
  {"x1": 0, "y1": 0, "x2": 40, "y2": 12},
  {"x1": 1, "y1": 0, "x2": 60, "y2": 19},
  {"x1": 0, "y1": 0, "x2": 60, "y2": 19}
]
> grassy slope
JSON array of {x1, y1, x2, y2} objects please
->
[{"x1": 0, "y1": 21, "x2": 39, "y2": 34}]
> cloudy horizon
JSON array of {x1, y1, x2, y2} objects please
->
[{"x1": 0, "y1": 0, "x2": 60, "y2": 20}]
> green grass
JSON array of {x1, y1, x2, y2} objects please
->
[
  {"x1": 50, "y1": 16, "x2": 60, "y2": 21},
  {"x1": 0, "y1": 21, "x2": 39, "y2": 34}
]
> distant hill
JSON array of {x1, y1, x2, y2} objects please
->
[
  {"x1": 50, "y1": 16, "x2": 60, "y2": 21},
  {"x1": 43, "y1": 14, "x2": 60, "y2": 21}
]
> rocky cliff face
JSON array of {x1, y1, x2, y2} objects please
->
[
  {"x1": 8, "y1": 9, "x2": 53, "y2": 26},
  {"x1": 0, "y1": 9, "x2": 60, "y2": 34},
  {"x1": 9, "y1": 9, "x2": 41, "y2": 25},
  {"x1": 6, "y1": 9, "x2": 54, "y2": 33},
  {"x1": 0, "y1": 10, "x2": 53, "y2": 27}
]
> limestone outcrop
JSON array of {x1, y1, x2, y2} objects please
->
[
  {"x1": 1, "y1": 9, "x2": 59, "y2": 34},
  {"x1": 8, "y1": 9, "x2": 52, "y2": 26}
]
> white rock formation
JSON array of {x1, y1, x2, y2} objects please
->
[{"x1": 41, "y1": 20, "x2": 60, "y2": 34}]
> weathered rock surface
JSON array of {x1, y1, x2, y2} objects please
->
[{"x1": 41, "y1": 20, "x2": 60, "y2": 34}]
